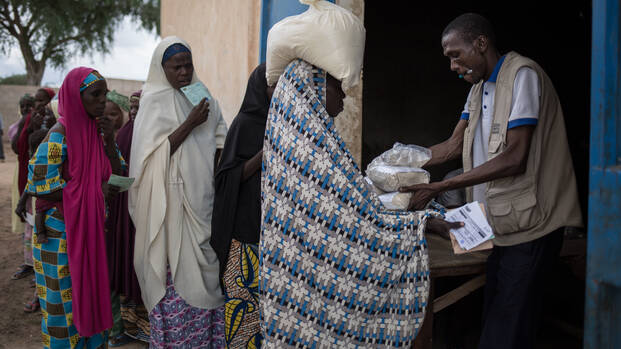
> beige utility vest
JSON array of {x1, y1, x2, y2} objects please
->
[{"x1": 462, "y1": 51, "x2": 583, "y2": 246}]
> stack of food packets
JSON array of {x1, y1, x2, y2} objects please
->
[{"x1": 364, "y1": 143, "x2": 432, "y2": 210}]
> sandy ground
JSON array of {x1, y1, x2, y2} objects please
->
[{"x1": 0, "y1": 143, "x2": 146, "y2": 348}]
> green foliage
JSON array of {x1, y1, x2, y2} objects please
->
[
  {"x1": 0, "y1": 73, "x2": 27, "y2": 85},
  {"x1": 130, "y1": 0, "x2": 161, "y2": 34},
  {"x1": 0, "y1": 0, "x2": 160, "y2": 84}
]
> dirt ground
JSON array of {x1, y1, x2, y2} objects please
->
[
  {"x1": 0, "y1": 142, "x2": 145, "y2": 348},
  {"x1": 0, "y1": 147, "x2": 40, "y2": 348}
]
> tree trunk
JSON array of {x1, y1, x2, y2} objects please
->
[
  {"x1": 25, "y1": 60, "x2": 45, "y2": 86},
  {"x1": 18, "y1": 35, "x2": 45, "y2": 86}
]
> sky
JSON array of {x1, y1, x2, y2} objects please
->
[{"x1": 0, "y1": 17, "x2": 160, "y2": 87}]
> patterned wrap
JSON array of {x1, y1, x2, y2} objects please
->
[
  {"x1": 224, "y1": 239, "x2": 263, "y2": 348},
  {"x1": 259, "y1": 59, "x2": 436, "y2": 348},
  {"x1": 120, "y1": 298, "x2": 150, "y2": 342},
  {"x1": 149, "y1": 269, "x2": 226, "y2": 348}
]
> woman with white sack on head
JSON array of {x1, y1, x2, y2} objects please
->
[
  {"x1": 129, "y1": 36, "x2": 227, "y2": 348},
  {"x1": 260, "y1": 1, "x2": 463, "y2": 348}
]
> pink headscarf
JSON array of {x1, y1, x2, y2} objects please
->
[{"x1": 57, "y1": 67, "x2": 113, "y2": 336}]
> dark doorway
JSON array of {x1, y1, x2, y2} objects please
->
[
  {"x1": 362, "y1": 2, "x2": 591, "y2": 348},
  {"x1": 362, "y1": 1, "x2": 591, "y2": 224}
]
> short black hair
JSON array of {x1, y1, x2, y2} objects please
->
[{"x1": 442, "y1": 13, "x2": 496, "y2": 46}]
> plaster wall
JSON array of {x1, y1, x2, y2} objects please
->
[
  {"x1": 334, "y1": 0, "x2": 364, "y2": 165},
  {"x1": 161, "y1": 0, "x2": 262, "y2": 125}
]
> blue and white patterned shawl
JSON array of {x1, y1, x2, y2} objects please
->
[{"x1": 260, "y1": 59, "x2": 435, "y2": 348}]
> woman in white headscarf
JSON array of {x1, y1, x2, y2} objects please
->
[{"x1": 129, "y1": 36, "x2": 227, "y2": 348}]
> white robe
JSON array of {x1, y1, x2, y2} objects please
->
[{"x1": 129, "y1": 36, "x2": 227, "y2": 311}]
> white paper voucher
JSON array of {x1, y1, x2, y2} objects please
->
[{"x1": 445, "y1": 201, "x2": 494, "y2": 250}]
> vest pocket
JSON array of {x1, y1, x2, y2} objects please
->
[
  {"x1": 513, "y1": 192, "x2": 539, "y2": 230},
  {"x1": 488, "y1": 137, "x2": 503, "y2": 154},
  {"x1": 488, "y1": 200, "x2": 517, "y2": 233},
  {"x1": 487, "y1": 191, "x2": 541, "y2": 235}
]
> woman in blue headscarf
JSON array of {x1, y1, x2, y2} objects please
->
[{"x1": 129, "y1": 36, "x2": 227, "y2": 348}]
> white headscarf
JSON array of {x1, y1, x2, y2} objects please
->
[{"x1": 129, "y1": 36, "x2": 227, "y2": 311}]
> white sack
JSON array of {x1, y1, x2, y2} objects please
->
[{"x1": 265, "y1": 0, "x2": 365, "y2": 91}]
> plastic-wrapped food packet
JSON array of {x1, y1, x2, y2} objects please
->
[
  {"x1": 378, "y1": 192, "x2": 413, "y2": 211},
  {"x1": 379, "y1": 142, "x2": 432, "y2": 168},
  {"x1": 364, "y1": 176, "x2": 385, "y2": 195},
  {"x1": 366, "y1": 165, "x2": 430, "y2": 192},
  {"x1": 366, "y1": 142, "x2": 433, "y2": 210}
]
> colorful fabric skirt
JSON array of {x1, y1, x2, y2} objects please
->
[
  {"x1": 149, "y1": 269, "x2": 226, "y2": 348},
  {"x1": 223, "y1": 239, "x2": 262, "y2": 348},
  {"x1": 120, "y1": 296, "x2": 150, "y2": 342},
  {"x1": 33, "y1": 207, "x2": 107, "y2": 349}
]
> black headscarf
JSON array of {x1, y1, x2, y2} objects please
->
[{"x1": 210, "y1": 63, "x2": 270, "y2": 289}]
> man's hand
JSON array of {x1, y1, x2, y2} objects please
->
[
  {"x1": 400, "y1": 182, "x2": 443, "y2": 210},
  {"x1": 425, "y1": 217, "x2": 464, "y2": 240}
]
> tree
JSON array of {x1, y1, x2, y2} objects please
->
[
  {"x1": 0, "y1": 0, "x2": 160, "y2": 85},
  {"x1": 0, "y1": 73, "x2": 27, "y2": 85}
]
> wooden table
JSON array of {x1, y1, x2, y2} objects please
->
[
  {"x1": 428, "y1": 234, "x2": 490, "y2": 312},
  {"x1": 413, "y1": 234, "x2": 587, "y2": 348}
]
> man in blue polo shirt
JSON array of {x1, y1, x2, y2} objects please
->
[{"x1": 400, "y1": 13, "x2": 583, "y2": 349}]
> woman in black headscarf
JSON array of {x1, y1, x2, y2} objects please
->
[{"x1": 211, "y1": 63, "x2": 273, "y2": 349}]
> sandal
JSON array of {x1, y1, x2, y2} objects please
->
[
  {"x1": 108, "y1": 333, "x2": 135, "y2": 347},
  {"x1": 12, "y1": 265, "x2": 33, "y2": 280},
  {"x1": 24, "y1": 297, "x2": 40, "y2": 313}
]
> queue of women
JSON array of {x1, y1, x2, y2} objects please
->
[{"x1": 8, "y1": 2, "x2": 461, "y2": 348}]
